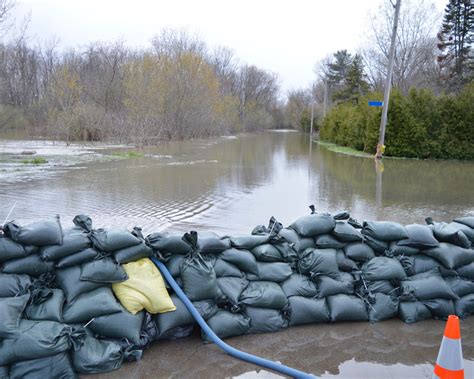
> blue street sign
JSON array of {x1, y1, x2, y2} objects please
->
[{"x1": 368, "y1": 101, "x2": 383, "y2": 107}]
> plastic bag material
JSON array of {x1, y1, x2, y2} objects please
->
[
  {"x1": 3, "y1": 217, "x2": 63, "y2": 246},
  {"x1": 278, "y1": 228, "x2": 315, "y2": 254},
  {"x1": 0, "y1": 273, "x2": 31, "y2": 297},
  {"x1": 113, "y1": 242, "x2": 152, "y2": 264},
  {"x1": 428, "y1": 221, "x2": 471, "y2": 248},
  {"x1": 80, "y1": 258, "x2": 128, "y2": 283},
  {"x1": 396, "y1": 224, "x2": 439, "y2": 249},
  {"x1": 217, "y1": 277, "x2": 249, "y2": 310},
  {"x1": 297, "y1": 248, "x2": 339, "y2": 279},
  {"x1": 240, "y1": 281, "x2": 288, "y2": 309},
  {"x1": 367, "y1": 293, "x2": 399, "y2": 322},
  {"x1": 0, "y1": 366, "x2": 7, "y2": 379},
  {"x1": 457, "y1": 262, "x2": 474, "y2": 280},
  {"x1": 399, "y1": 269, "x2": 458, "y2": 301},
  {"x1": 203, "y1": 310, "x2": 250, "y2": 340},
  {"x1": 423, "y1": 299, "x2": 455, "y2": 320},
  {"x1": 219, "y1": 248, "x2": 258, "y2": 274},
  {"x1": 333, "y1": 221, "x2": 363, "y2": 242},
  {"x1": 250, "y1": 244, "x2": 284, "y2": 262},
  {"x1": 317, "y1": 272, "x2": 354, "y2": 298},
  {"x1": 290, "y1": 213, "x2": 335, "y2": 237},
  {"x1": 90, "y1": 228, "x2": 141, "y2": 252},
  {"x1": 445, "y1": 276, "x2": 474, "y2": 297},
  {"x1": 56, "y1": 248, "x2": 100, "y2": 268},
  {"x1": 165, "y1": 254, "x2": 184, "y2": 278},
  {"x1": 454, "y1": 294, "x2": 474, "y2": 319},
  {"x1": 281, "y1": 274, "x2": 318, "y2": 298},
  {"x1": 0, "y1": 236, "x2": 28, "y2": 263},
  {"x1": 25, "y1": 288, "x2": 64, "y2": 323},
  {"x1": 360, "y1": 280, "x2": 396, "y2": 295},
  {"x1": 2, "y1": 254, "x2": 55, "y2": 277},
  {"x1": 230, "y1": 235, "x2": 270, "y2": 250},
  {"x1": 274, "y1": 243, "x2": 298, "y2": 265},
  {"x1": 193, "y1": 300, "x2": 219, "y2": 320},
  {"x1": 247, "y1": 262, "x2": 292, "y2": 283},
  {"x1": 88, "y1": 307, "x2": 145, "y2": 345},
  {"x1": 327, "y1": 294, "x2": 368, "y2": 322},
  {"x1": 153, "y1": 295, "x2": 194, "y2": 339},
  {"x1": 388, "y1": 242, "x2": 419, "y2": 257},
  {"x1": 362, "y1": 221, "x2": 408, "y2": 242},
  {"x1": 363, "y1": 236, "x2": 389, "y2": 255},
  {"x1": 398, "y1": 301, "x2": 431, "y2": 323},
  {"x1": 344, "y1": 243, "x2": 375, "y2": 262},
  {"x1": 454, "y1": 217, "x2": 474, "y2": 229},
  {"x1": 213, "y1": 259, "x2": 244, "y2": 277},
  {"x1": 146, "y1": 232, "x2": 192, "y2": 256},
  {"x1": 423, "y1": 243, "x2": 474, "y2": 269},
  {"x1": 9, "y1": 352, "x2": 76, "y2": 379},
  {"x1": 336, "y1": 250, "x2": 358, "y2": 272},
  {"x1": 197, "y1": 232, "x2": 231, "y2": 255},
  {"x1": 0, "y1": 294, "x2": 30, "y2": 338},
  {"x1": 40, "y1": 230, "x2": 91, "y2": 261},
  {"x1": 288, "y1": 297, "x2": 329, "y2": 326},
  {"x1": 0, "y1": 320, "x2": 82, "y2": 365},
  {"x1": 361, "y1": 257, "x2": 406, "y2": 281},
  {"x1": 314, "y1": 234, "x2": 345, "y2": 249},
  {"x1": 245, "y1": 307, "x2": 289, "y2": 334},
  {"x1": 63, "y1": 287, "x2": 122, "y2": 324},
  {"x1": 113, "y1": 258, "x2": 176, "y2": 314},
  {"x1": 55, "y1": 265, "x2": 102, "y2": 302}
]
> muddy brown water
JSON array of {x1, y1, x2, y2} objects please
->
[{"x1": 1, "y1": 131, "x2": 474, "y2": 378}]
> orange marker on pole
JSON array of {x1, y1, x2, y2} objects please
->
[{"x1": 433, "y1": 315, "x2": 464, "y2": 379}]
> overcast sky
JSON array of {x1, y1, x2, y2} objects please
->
[{"x1": 13, "y1": 0, "x2": 448, "y2": 94}]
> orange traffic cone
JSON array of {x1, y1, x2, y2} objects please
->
[{"x1": 433, "y1": 315, "x2": 464, "y2": 379}]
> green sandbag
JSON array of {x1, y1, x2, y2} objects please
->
[
  {"x1": 317, "y1": 272, "x2": 354, "y2": 298},
  {"x1": 281, "y1": 274, "x2": 318, "y2": 298},
  {"x1": 457, "y1": 262, "x2": 474, "y2": 280},
  {"x1": 63, "y1": 287, "x2": 122, "y2": 324},
  {"x1": 423, "y1": 243, "x2": 474, "y2": 269},
  {"x1": 396, "y1": 224, "x2": 439, "y2": 249},
  {"x1": 88, "y1": 307, "x2": 144, "y2": 344},
  {"x1": 454, "y1": 217, "x2": 474, "y2": 229},
  {"x1": 332, "y1": 221, "x2": 363, "y2": 242},
  {"x1": 315, "y1": 234, "x2": 345, "y2": 249},
  {"x1": 165, "y1": 254, "x2": 184, "y2": 278},
  {"x1": 40, "y1": 230, "x2": 91, "y2": 261},
  {"x1": 146, "y1": 232, "x2": 192, "y2": 256},
  {"x1": 9, "y1": 352, "x2": 76, "y2": 379},
  {"x1": 0, "y1": 294, "x2": 30, "y2": 338},
  {"x1": 387, "y1": 242, "x2": 419, "y2": 256},
  {"x1": 398, "y1": 301, "x2": 432, "y2": 323},
  {"x1": 0, "y1": 366, "x2": 7, "y2": 379},
  {"x1": 344, "y1": 243, "x2": 375, "y2": 262},
  {"x1": 399, "y1": 269, "x2": 458, "y2": 301},
  {"x1": 288, "y1": 296, "x2": 329, "y2": 326},
  {"x1": 3, "y1": 217, "x2": 63, "y2": 246},
  {"x1": 445, "y1": 276, "x2": 474, "y2": 297},
  {"x1": 363, "y1": 236, "x2": 389, "y2": 254},
  {"x1": 429, "y1": 221, "x2": 472, "y2": 247},
  {"x1": 217, "y1": 277, "x2": 249, "y2": 308},
  {"x1": 367, "y1": 293, "x2": 398, "y2": 322},
  {"x1": 451, "y1": 222, "x2": 474, "y2": 242},
  {"x1": 55, "y1": 266, "x2": 102, "y2": 302},
  {"x1": 204, "y1": 310, "x2": 250, "y2": 340},
  {"x1": 245, "y1": 306, "x2": 289, "y2": 334},
  {"x1": 250, "y1": 244, "x2": 284, "y2": 262},
  {"x1": 336, "y1": 250, "x2": 358, "y2": 272},
  {"x1": 72, "y1": 333, "x2": 124, "y2": 374},
  {"x1": 327, "y1": 294, "x2": 368, "y2": 322},
  {"x1": 361, "y1": 280, "x2": 396, "y2": 295},
  {"x1": 2, "y1": 255, "x2": 55, "y2": 277},
  {"x1": 90, "y1": 228, "x2": 141, "y2": 252},
  {"x1": 362, "y1": 221, "x2": 408, "y2": 242},
  {"x1": 219, "y1": 248, "x2": 258, "y2": 274},
  {"x1": 180, "y1": 254, "x2": 223, "y2": 302},
  {"x1": 423, "y1": 299, "x2": 455, "y2": 320},
  {"x1": 196, "y1": 232, "x2": 231, "y2": 254},
  {"x1": 25, "y1": 288, "x2": 64, "y2": 322},
  {"x1": 240, "y1": 281, "x2": 288, "y2": 309},
  {"x1": 80, "y1": 258, "x2": 128, "y2": 283},
  {"x1": 0, "y1": 320, "x2": 82, "y2": 365},
  {"x1": 0, "y1": 273, "x2": 31, "y2": 297},
  {"x1": 274, "y1": 243, "x2": 298, "y2": 264},
  {"x1": 0, "y1": 236, "x2": 28, "y2": 263},
  {"x1": 247, "y1": 262, "x2": 292, "y2": 283},
  {"x1": 278, "y1": 228, "x2": 315, "y2": 253},
  {"x1": 361, "y1": 257, "x2": 406, "y2": 281},
  {"x1": 113, "y1": 242, "x2": 152, "y2": 264},
  {"x1": 193, "y1": 300, "x2": 219, "y2": 320},
  {"x1": 297, "y1": 248, "x2": 339, "y2": 279},
  {"x1": 153, "y1": 294, "x2": 194, "y2": 338},
  {"x1": 290, "y1": 213, "x2": 335, "y2": 237},
  {"x1": 454, "y1": 294, "x2": 474, "y2": 319},
  {"x1": 56, "y1": 248, "x2": 100, "y2": 268},
  {"x1": 213, "y1": 259, "x2": 243, "y2": 277},
  {"x1": 230, "y1": 235, "x2": 270, "y2": 250}
]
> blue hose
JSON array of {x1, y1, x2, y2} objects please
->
[{"x1": 152, "y1": 257, "x2": 317, "y2": 379}]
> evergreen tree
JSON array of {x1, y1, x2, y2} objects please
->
[
  {"x1": 326, "y1": 50, "x2": 353, "y2": 86},
  {"x1": 333, "y1": 54, "x2": 370, "y2": 104},
  {"x1": 437, "y1": 0, "x2": 474, "y2": 91}
]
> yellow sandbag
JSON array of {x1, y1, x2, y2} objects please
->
[{"x1": 112, "y1": 258, "x2": 176, "y2": 314}]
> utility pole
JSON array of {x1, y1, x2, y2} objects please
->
[
  {"x1": 323, "y1": 79, "x2": 328, "y2": 117},
  {"x1": 376, "y1": 0, "x2": 402, "y2": 159},
  {"x1": 310, "y1": 101, "x2": 314, "y2": 136}
]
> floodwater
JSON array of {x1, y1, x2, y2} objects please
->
[{"x1": 1, "y1": 131, "x2": 474, "y2": 378}]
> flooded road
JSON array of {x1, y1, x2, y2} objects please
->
[{"x1": 1, "y1": 131, "x2": 474, "y2": 378}]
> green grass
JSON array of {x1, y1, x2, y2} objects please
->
[
  {"x1": 110, "y1": 151, "x2": 144, "y2": 159},
  {"x1": 20, "y1": 156, "x2": 48, "y2": 164},
  {"x1": 316, "y1": 141, "x2": 373, "y2": 158}
]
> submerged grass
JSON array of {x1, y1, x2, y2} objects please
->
[
  {"x1": 20, "y1": 156, "x2": 48, "y2": 164},
  {"x1": 316, "y1": 141, "x2": 373, "y2": 158},
  {"x1": 111, "y1": 151, "x2": 144, "y2": 159}
]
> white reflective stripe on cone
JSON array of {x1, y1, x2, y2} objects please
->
[{"x1": 435, "y1": 336, "x2": 464, "y2": 371}]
